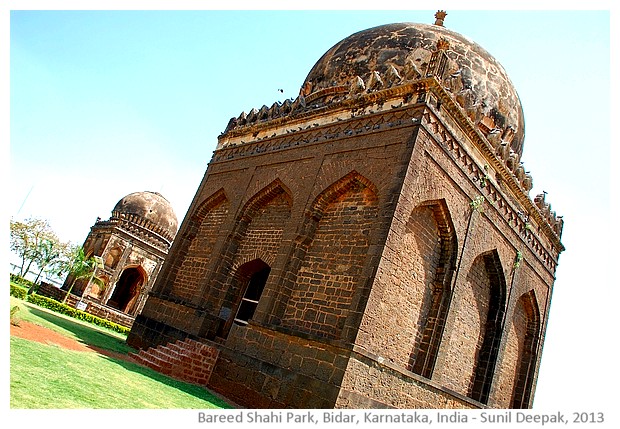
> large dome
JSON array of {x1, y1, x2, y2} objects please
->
[
  {"x1": 303, "y1": 22, "x2": 525, "y2": 155},
  {"x1": 112, "y1": 191, "x2": 178, "y2": 241}
]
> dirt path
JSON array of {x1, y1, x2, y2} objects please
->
[{"x1": 10, "y1": 320, "x2": 135, "y2": 362}]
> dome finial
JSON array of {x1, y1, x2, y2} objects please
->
[{"x1": 434, "y1": 10, "x2": 447, "y2": 26}]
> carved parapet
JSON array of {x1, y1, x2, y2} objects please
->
[{"x1": 534, "y1": 193, "x2": 564, "y2": 239}]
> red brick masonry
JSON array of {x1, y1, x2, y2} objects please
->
[{"x1": 130, "y1": 337, "x2": 220, "y2": 386}]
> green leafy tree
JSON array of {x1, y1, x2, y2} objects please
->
[
  {"x1": 10, "y1": 218, "x2": 66, "y2": 283},
  {"x1": 29, "y1": 238, "x2": 70, "y2": 293},
  {"x1": 59, "y1": 246, "x2": 105, "y2": 304}
]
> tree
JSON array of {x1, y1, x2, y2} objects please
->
[
  {"x1": 29, "y1": 238, "x2": 69, "y2": 293},
  {"x1": 10, "y1": 217, "x2": 63, "y2": 280},
  {"x1": 59, "y1": 246, "x2": 104, "y2": 304}
]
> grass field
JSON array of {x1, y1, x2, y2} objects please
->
[
  {"x1": 10, "y1": 297, "x2": 232, "y2": 409},
  {"x1": 10, "y1": 296, "x2": 133, "y2": 353}
]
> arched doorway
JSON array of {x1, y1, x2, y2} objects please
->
[{"x1": 107, "y1": 266, "x2": 146, "y2": 314}]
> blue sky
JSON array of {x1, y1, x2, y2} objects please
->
[{"x1": 4, "y1": 1, "x2": 617, "y2": 416}]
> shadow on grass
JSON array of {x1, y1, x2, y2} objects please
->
[{"x1": 22, "y1": 303, "x2": 234, "y2": 408}]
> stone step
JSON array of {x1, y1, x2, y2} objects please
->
[
  {"x1": 129, "y1": 338, "x2": 220, "y2": 388},
  {"x1": 130, "y1": 352, "x2": 163, "y2": 372},
  {"x1": 146, "y1": 345, "x2": 181, "y2": 362},
  {"x1": 136, "y1": 350, "x2": 174, "y2": 371}
]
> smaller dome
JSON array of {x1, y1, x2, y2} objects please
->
[{"x1": 112, "y1": 191, "x2": 178, "y2": 241}]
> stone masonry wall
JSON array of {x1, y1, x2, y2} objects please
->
[
  {"x1": 441, "y1": 253, "x2": 494, "y2": 396},
  {"x1": 129, "y1": 105, "x2": 424, "y2": 354},
  {"x1": 493, "y1": 294, "x2": 528, "y2": 408},
  {"x1": 169, "y1": 200, "x2": 230, "y2": 303},
  {"x1": 209, "y1": 323, "x2": 351, "y2": 408},
  {"x1": 354, "y1": 106, "x2": 556, "y2": 408},
  {"x1": 281, "y1": 184, "x2": 378, "y2": 340},
  {"x1": 335, "y1": 353, "x2": 477, "y2": 409}
]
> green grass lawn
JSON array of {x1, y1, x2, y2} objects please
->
[
  {"x1": 10, "y1": 296, "x2": 232, "y2": 409},
  {"x1": 10, "y1": 296, "x2": 133, "y2": 354}
]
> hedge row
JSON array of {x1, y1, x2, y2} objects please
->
[
  {"x1": 10, "y1": 274, "x2": 34, "y2": 289},
  {"x1": 10, "y1": 283, "x2": 28, "y2": 300},
  {"x1": 9, "y1": 285, "x2": 130, "y2": 335}
]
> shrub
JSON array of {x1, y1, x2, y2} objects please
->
[
  {"x1": 10, "y1": 283, "x2": 28, "y2": 300},
  {"x1": 25, "y1": 294, "x2": 131, "y2": 335},
  {"x1": 11, "y1": 305, "x2": 21, "y2": 326},
  {"x1": 10, "y1": 274, "x2": 35, "y2": 289}
]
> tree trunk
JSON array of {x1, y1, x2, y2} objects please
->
[
  {"x1": 29, "y1": 266, "x2": 47, "y2": 294},
  {"x1": 62, "y1": 278, "x2": 77, "y2": 304}
]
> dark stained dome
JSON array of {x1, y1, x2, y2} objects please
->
[
  {"x1": 302, "y1": 22, "x2": 525, "y2": 156},
  {"x1": 112, "y1": 191, "x2": 178, "y2": 241}
]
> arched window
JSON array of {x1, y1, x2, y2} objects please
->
[{"x1": 231, "y1": 259, "x2": 271, "y2": 327}]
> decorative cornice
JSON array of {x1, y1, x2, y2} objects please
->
[
  {"x1": 92, "y1": 216, "x2": 173, "y2": 253},
  {"x1": 218, "y1": 79, "x2": 430, "y2": 147},
  {"x1": 422, "y1": 81, "x2": 564, "y2": 253},
  {"x1": 212, "y1": 103, "x2": 424, "y2": 163},
  {"x1": 420, "y1": 108, "x2": 564, "y2": 272}
]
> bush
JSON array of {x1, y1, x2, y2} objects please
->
[
  {"x1": 10, "y1": 274, "x2": 34, "y2": 289},
  {"x1": 10, "y1": 278, "x2": 131, "y2": 335},
  {"x1": 11, "y1": 305, "x2": 21, "y2": 326},
  {"x1": 10, "y1": 283, "x2": 28, "y2": 300},
  {"x1": 25, "y1": 294, "x2": 131, "y2": 335}
]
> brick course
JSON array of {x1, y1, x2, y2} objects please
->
[{"x1": 127, "y1": 23, "x2": 563, "y2": 409}]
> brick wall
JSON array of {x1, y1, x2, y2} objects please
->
[
  {"x1": 281, "y1": 183, "x2": 378, "y2": 340},
  {"x1": 169, "y1": 199, "x2": 230, "y2": 302},
  {"x1": 210, "y1": 323, "x2": 350, "y2": 408}
]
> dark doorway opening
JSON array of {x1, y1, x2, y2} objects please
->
[{"x1": 108, "y1": 267, "x2": 145, "y2": 314}]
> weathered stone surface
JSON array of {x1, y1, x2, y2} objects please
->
[
  {"x1": 48, "y1": 191, "x2": 178, "y2": 326},
  {"x1": 128, "y1": 15, "x2": 563, "y2": 410}
]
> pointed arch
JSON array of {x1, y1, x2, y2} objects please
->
[
  {"x1": 107, "y1": 265, "x2": 148, "y2": 314},
  {"x1": 408, "y1": 199, "x2": 458, "y2": 378},
  {"x1": 207, "y1": 179, "x2": 292, "y2": 338},
  {"x1": 307, "y1": 170, "x2": 378, "y2": 222},
  {"x1": 191, "y1": 188, "x2": 229, "y2": 226},
  {"x1": 238, "y1": 179, "x2": 293, "y2": 224},
  {"x1": 157, "y1": 188, "x2": 230, "y2": 300},
  {"x1": 278, "y1": 171, "x2": 379, "y2": 340},
  {"x1": 511, "y1": 290, "x2": 541, "y2": 408},
  {"x1": 468, "y1": 249, "x2": 507, "y2": 404}
]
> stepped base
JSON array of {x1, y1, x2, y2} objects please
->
[{"x1": 129, "y1": 337, "x2": 220, "y2": 386}]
